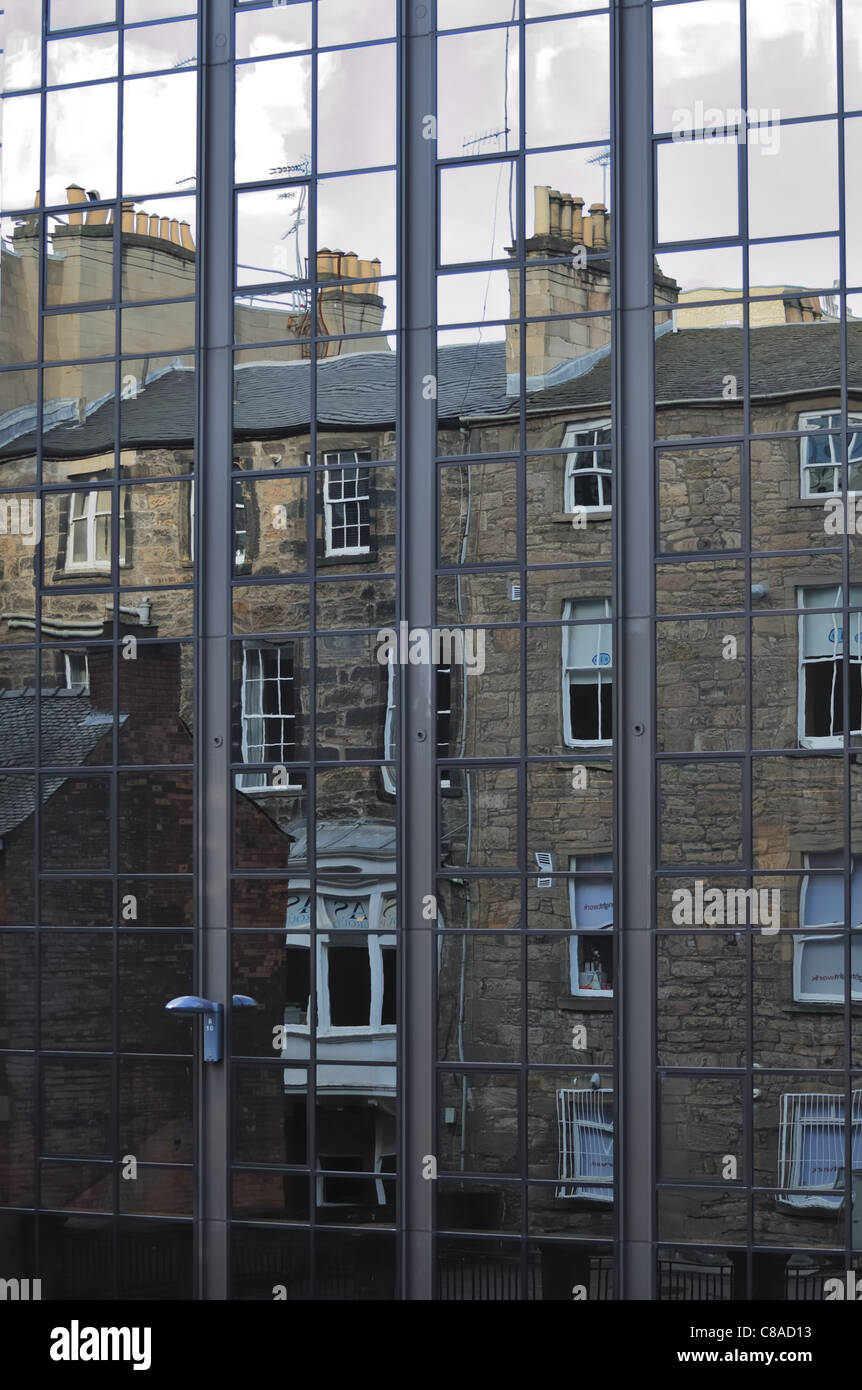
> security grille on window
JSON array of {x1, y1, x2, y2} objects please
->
[
  {"x1": 556, "y1": 1088, "x2": 614, "y2": 1200},
  {"x1": 562, "y1": 598, "x2": 613, "y2": 746},
  {"x1": 323, "y1": 451, "x2": 372, "y2": 556},
  {"x1": 563, "y1": 420, "x2": 612, "y2": 512},
  {"x1": 799, "y1": 412, "x2": 862, "y2": 497},
  {"x1": 239, "y1": 643, "x2": 297, "y2": 788},
  {"x1": 66, "y1": 489, "x2": 117, "y2": 570},
  {"x1": 798, "y1": 586, "x2": 862, "y2": 745},
  {"x1": 794, "y1": 851, "x2": 862, "y2": 1003},
  {"x1": 568, "y1": 853, "x2": 614, "y2": 996},
  {"x1": 777, "y1": 1091, "x2": 862, "y2": 1208}
]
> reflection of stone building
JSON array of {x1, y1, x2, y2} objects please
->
[{"x1": 3, "y1": 184, "x2": 862, "y2": 1297}]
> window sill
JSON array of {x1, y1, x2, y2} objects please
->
[
  {"x1": 53, "y1": 568, "x2": 114, "y2": 582},
  {"x1": 557, "y1": 994, "x2": 613, "y2": 1012},
  {"x1": 317, "y1": 552, "x2": 379, "y2": 568},
  {"x1": 788, "y1": 497, "x2": 842, "y2": 509},
  {"x1": 784, "y1": 1002, "x2": 862, "y2": 1015},
  {"x1": 551, "y1": 511, "x2": 612, "y2": 525}
]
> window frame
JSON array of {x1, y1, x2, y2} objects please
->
[
  {"x1": 794, "y1": 852, "x2": 862, "y2": 1004},
  {"x1": 798, "y1": 411, "x2": 862, "y2": 499},
  {"x1": 568, "y1": 853, "x2": 614, "y2": 998},
  {"x1": 237, "y1": 640, "x2": 300, "y2": 791},
  {"x1": 563, "y1": 417, "x2": 612, "y2": 515},
  {"x1": 64, "y1": 487, "x2": 115, "y2": 572},
  {"x1": 63, "y1": 650, "x2": 90, "y2": 692},
  {"x1": 322, "y1": 450, "x2": 373, "y2": 558},
  {"x1": 279, "y1": 886, "x2": 397, "y2": 1040},
  {"x1": 562, "y1": 597, "x2": 613, "y2": 748},
  {"x1": 777, "y1": 1090, "x2": 862, "y2": 1209},
  {"x1": 797, "y1": 585, "x2": 862, "y2": 748},
  {"x1": 556, "y1": 1086, "x2": 615, "y2": 1202}
]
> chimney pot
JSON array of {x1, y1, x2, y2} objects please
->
[
  {"x1": 588, "y1": 203, "x2": 608, "y2": 250},
  {"x1": 548, "y1": 189, "x2": 561, "y2": 236},
  {"x1": 560, "y1": 194, "x2": 573, "y2": 240},
  {"x1": 180, "y1": 221, "x2": 195, "y2": 251},
  {"x1": 534, "y1": 186, "x2": 551, "y2": 237},
  {"x1": 66, "y1": 184, "x2": 86, "y2": 225}
]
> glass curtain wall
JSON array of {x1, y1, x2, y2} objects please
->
[
  {"x1": 432, "y1": 0, "x2": 617, "y2": 1301},
  {"x1": 0, "y1": 0, "x2": 200, "y2": 1298},
  {"x1": 652, "y1": 0, "x2": 862, "y2": 1299},
  {"x1": 227, "y1": 0, "x2": 400, "y2": 1300},
  {"x1": 4, "y1": 0, "x2": 857, "y2": 1304}
]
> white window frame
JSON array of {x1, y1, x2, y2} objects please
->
[
  {"x1": 568, "y1": 853, "x2": 614, "y2": 998},
  {"x1": 63, "y1": 651, "x2": 90, "y2": 693},
  {"x1": 799, "y1": 411, "x2": 862, "y2": 498},
  {"x1": 556, "y1": 1087, "x2": 614, "y2": 1201},
  {"x1": 777, "y1": 1090, "x2": 862, "y2": 1208},
  {"x1": 281, "y1": 886, "x2": 397, "y2": 1038},
  {"x1": 797, "y1": 585, "x2": 862, "y2": 748},
  {"x1": 188, "y1": 480, "x2": 247, "y2": 567},
  {"x1": 323, "y1": 450, "x2": 372, "y2": 557},
  {"x1": 562, "y1": 597, "x2": 613, "y2": 748},
  {"x1": 65, "y1": 488, "x2": 115, "y2": 571},
  {"x1": 382, "y1": 656, "x2": 397, "y2": 795},
  {"x1": 794, "y1": 852, "x2": 862, "y2": 1003},
  {"x1": 563, "y1": 418, "x2": 612, "y2": 514},
  {"x1": 237, "y1": 642, "x2": 301, "y2": 791},
  {"x1": 318, "y1": 930, "x2": 396, "y2": 1035}
]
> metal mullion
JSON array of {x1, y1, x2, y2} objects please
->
[
  {"x1": 197, "y1": 0, "x2": 232, "y2": 1302},
  {"x1": 305, "y1": 0, "x2": 320, "y2": 1299},
  {"x1": 32, "y1": 0, "x2": 50, "y2": 1288},
  {"x1": 737, "y1": 0, "x2": 756, "y2": 1298},
  {"x1": 617, "y1": 0, "x2": 654, "y2": 1302},
  {"x1": 513, "y1": 0, "x2": 529, "y2": 1299},
  {"x1": 399, "y1": 0, "x2": 436, "y2": 1301},
  {"x1": 836, "y1": 0, "x2": 856, "y2": 1270},
  {"x1": 109, "y1": 7, "x2": 124, "y2": 1291}
]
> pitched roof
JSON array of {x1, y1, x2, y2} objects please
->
[
  {"x1": 2, "y1": 321, "x2": 859, "y2": 462},
  {"x1": 0, "y1": 689, "x2": 123, "y2": 837}
]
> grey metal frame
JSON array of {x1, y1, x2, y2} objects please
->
[
  {"x1": 198, "y1": 0, "x2": 233, "y2": 1303},
  {"x1": 24, "y1": 0, "x2": 862, "y2": 1302},
  {"x1": 616, "y1": 0, "x2": 654, "y2": 1302},
  {"x1": 399, "y1": 0, "x2": 436, "y2": 1302}
]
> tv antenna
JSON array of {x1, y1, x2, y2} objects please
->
[
  {"x1": 586, "y1": 147, "x2": 611, "y2": 206},
  {"x1": 462, "y1": 128, "x2": 511, "y2": 153}
]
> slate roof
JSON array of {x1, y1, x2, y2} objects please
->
[
  {"x1": 2, "y1": 321, "x2": 859, "y2": 462},
  {"x1": 0, "y1": 689, "x2": 124, "y2": 837}
]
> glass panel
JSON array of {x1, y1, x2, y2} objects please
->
[
  {"x1": 235, "y1": 56, "x2": 311, "y2": 187},
  {"x1": 317, "y1": 44, "x2": 395, "y2": 174},
  {"x1": 44, "y1": 85, "x2": 118, "y2": 208}
]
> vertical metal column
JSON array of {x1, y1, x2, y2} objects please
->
[
  {"x1": 197, "y1": 0, "x2": 233, "y2": 1303},
  {"x1": 615, "y1": 0, "x2": 656, "y2": 1301},
  {"x1": 399, "y1": 0, "x2": 437, "y2": 1301}
]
